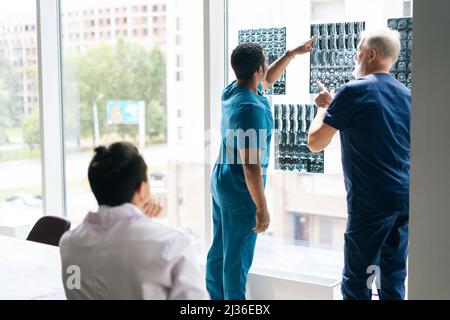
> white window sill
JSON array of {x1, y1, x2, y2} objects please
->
[{"x1": 198, "y1": 237, "x2": 344, "y2": 300}]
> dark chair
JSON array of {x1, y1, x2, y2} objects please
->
[{"x1": 26, "y1": 216, "x2": 71, "y2": 247}]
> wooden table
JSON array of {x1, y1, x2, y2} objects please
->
[{"x1": 0, "y1": 235, "x2": 65, "y2": 300}]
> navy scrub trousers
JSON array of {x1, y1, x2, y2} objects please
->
[{"x1": 342, "y1": 209, "x2": 409, "y2": 300}]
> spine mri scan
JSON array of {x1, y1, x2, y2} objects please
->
[
  {"x1": 310, "y1": 21, "x2": 366, "y2": 94},
  {"x1": 274, "y1": 104, "x2": 324, "y2": 174}
]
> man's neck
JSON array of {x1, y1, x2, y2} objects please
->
[
  {"x1": 370, "y1": 69, "x2": 391, "y2": 75},
  {"x1": 365, "y1": 63, "x2": 392, "y2": 76},
  {"x1": 237, "y1": 79, "x2": 259, "y2": 94}
]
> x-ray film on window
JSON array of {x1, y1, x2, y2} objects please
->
[
  {"x1": 238, "y1": 27, "x2": 287, "y2": 95},
  {"x1": 274, "y1": 104, "x2": 324, "y2": 173},
  {"x1": 310, "y1": 21, "x2": 365, "y2": 94},
  {"x1": 388, "y1": 17, "x2": 413, "y2": 89}
]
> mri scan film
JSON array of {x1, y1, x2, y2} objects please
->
[
  {"x1": 310, "y1": 22, "x2": 365, "y2": 94},
  {"x1": 388, "y1": 17, "x2": 413, "y2": 89},
  {"x1": 274, "y1": 104, "x2": 324, "y2": 173},
  {"x1": 238, "y1": 27, "x2": 287, "y2": 95}
]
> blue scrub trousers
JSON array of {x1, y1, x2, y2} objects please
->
[
  {"x1": 342, "y1": 208, "x2": 409, "y2": 300},
  {"x1": 206, "y1": 196, "x2": 257, "y2": 300}
]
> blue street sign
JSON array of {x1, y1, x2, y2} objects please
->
[{"x1": 106, "y1": 100, "x2": 142, "y2": 125}]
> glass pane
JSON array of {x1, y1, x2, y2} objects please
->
[
  {"x1": 61, "y1": 0, "x2": 205, "y2": 250},
  {"x1": 227, "y1": 0, "x2": 412, "y2": 279},
  {"x1": 0, "y1": 1, "x2": 42, "y2": 239}
]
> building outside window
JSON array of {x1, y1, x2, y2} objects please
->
[{"x1": 0, "y1": 0, "x2": 42, "y2": 239}]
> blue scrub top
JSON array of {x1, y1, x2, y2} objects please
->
[
  {"x1": 211, "y1": 81, "x2": 274, "y2": 209},
  {"x1": 324, "y1": 73, "x2": 411, "y2": 214}
]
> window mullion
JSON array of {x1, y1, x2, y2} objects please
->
[{"x1": 36, "y1": 0, "x2": 67, "y2": 217}]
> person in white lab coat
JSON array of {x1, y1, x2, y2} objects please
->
[{"x1": 59, "y1": 142, "x2": 209, "y2": 300}]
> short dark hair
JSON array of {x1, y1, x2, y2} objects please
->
[
  {"x1": 88, "y1": 142, "x2": 148, "y2": 207},
  {"x1": 231, "y1": 43, "x2": 266, "y2": 81}
]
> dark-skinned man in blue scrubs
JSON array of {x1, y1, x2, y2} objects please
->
[
  {"x1": 308, "y1": 29, "x2": 411, "y2": 300},
  {"x1": 206, "y1": 37, "x2": 316, "y2": 300}
]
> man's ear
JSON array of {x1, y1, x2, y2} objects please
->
[
  {"x1": 252, "y1": 67, "x2": 261, "y2": 81},
  {"x1": 258, "y1": 65, "x2": 265, "y2": 75},
  {"x1": 369, "y1": 48, "x2": 377, "y2": 63},
  {"x1": 135, "y1": 181, "x2": 143, "y2": 196},
  {"x1": 256, "y1": 65, "x2": 265, "y2": 80}
]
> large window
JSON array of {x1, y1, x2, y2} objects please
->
[
  {"x1": 61, "y1": 0, "x2": 206, "y2": 250},
  {"x1": 226, "y1": 0, "x2": 413, "y2": 280},
  {"x1": 0, "y1": 0, "x2": 414, "y2": 286},
  {"x1": 0, "y1": 1, "x2": 42, "y2": 238}
]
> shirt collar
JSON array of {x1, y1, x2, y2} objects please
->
[{"x1": 85, "y1": 203, "x2": 145, "y2": 226}]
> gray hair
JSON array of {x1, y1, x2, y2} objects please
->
[{"x1": 360, "y1": 29, "x2": 401, "y2": 63}]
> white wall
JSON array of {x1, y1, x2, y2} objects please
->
[{"x1": 408, "y1": 0, "x2": 450, "y2": 300}]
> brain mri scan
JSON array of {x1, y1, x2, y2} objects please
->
[
  {"x1": 238, "y1": 27, "x2": 287, "y2": 95},
  {"x1": 388, "y1": 17, "x2": 413, "y2": 89}
]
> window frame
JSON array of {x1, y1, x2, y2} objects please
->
[{"x1": 37, "y1": 0, "x2": 67, "y2": 217}]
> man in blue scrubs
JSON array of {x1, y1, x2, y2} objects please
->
[
  {"x1": 206, "y1": 38, "x2": 315, "y2": 300},
  {"x1": 308, "y1": 29, "x2": 411, "y2": 300}
]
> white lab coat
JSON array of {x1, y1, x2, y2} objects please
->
[{"x1": 59, "y1": 203, "x2": 209, "y2": 300}]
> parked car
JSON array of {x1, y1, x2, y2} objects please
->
[{"x1": 5, "y1": 193, "x2": 42, "y2": 209}]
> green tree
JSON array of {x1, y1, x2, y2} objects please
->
[
  {"x1": 21, "y1": 108, "x2": 40, "y2": 148},
  {"x1": 63, "y1": 50, "x2": 82, "y2": 151},
  {"x1": 143, "y1": 48, "x2": 166, "y2": 142},
  {"x1": 67, "y1": 39, "x2": 167, "y2": 147},
  {"x1": 0, "y1": 83, "x2": 12, "y2": 144},
  {"x1": 0, "y1": 59, "x2": 21, "y2": 145}
]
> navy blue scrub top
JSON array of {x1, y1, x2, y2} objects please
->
[
  {"x1": 324, "y1": 73, "x2": 411, "y2": 214},
  {"x1": 211, "y1": 81, "x2": 274, "y2": 209}
]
